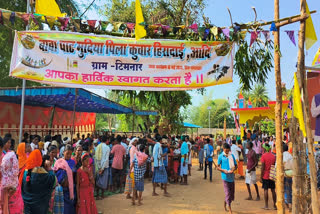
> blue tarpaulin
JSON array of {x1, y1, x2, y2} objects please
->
[
  {"x1": 0, "y1": 87, "x2": 133, "y2": 114},
  {"x1": 182, "y1": 122, "x2": 202, "y2": 128}
]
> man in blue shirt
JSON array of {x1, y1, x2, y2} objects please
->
[
  {"x1": 217, "y1": 143, "x2": 237, "y2": 214},
  {"x1": 204, "y1": 138, "x2": 214, "y2": 182}
]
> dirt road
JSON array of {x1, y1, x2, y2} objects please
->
[{"x1": 96, "y1": 159, "x2": 277, "y2": 214}]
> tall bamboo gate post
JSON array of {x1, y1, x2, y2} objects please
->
[
  {"x1": 274, "y1": 0, "x2": 285, "y2": 212},
  {"x1": 296, "y1": 0, "x2": 320, "y2": 213}
]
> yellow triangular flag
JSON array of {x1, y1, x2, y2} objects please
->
[
  {"x1": 135, "y1": 0, "x2": 146, "y2": 40},
  {"x1": 36, "y1": 0, "x2": 64, "y2": 17},
  {"x1": 293, "y1": 72, "x2": 306, "y2": 137},
  {"x1": 306, "y1": 2, "x2": 317, "y2": 50}
]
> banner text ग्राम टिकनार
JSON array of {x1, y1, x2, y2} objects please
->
[{"x1": 10, "y1": 31, "x2": 234, "y2": 91}]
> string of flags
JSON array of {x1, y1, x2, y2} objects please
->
[{"x1": 0, "y1": 6, "x2": 316, "y2": 47}]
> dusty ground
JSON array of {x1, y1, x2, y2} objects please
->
[{"x1": 96, "y1": 159, "x2": 279, "y2": 214}]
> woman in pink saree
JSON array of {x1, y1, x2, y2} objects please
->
[{"x1": 1, "y1": 150, "x2": 24, "y2": 213}]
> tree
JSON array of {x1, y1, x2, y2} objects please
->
[
  {"x1": 95, "y1": 114, "x2": 109, "y2": 130},
  {"x1": 0, "y1": 0, "x2": 80, "y2": 87},
  {"x1": 115, "y1": 90, "x2": 191, "y2": 134},
  {"x1": 187, "y1": 98, "x2": 235, "y2": 129},
  {"x1": 236, "y1": 84, "x2": 269, "y2": 107},
  {"x1": 104, "y1": 0, "x2": 207, "y2": 26},
  {"x1": 250, "y1": 84, "x2": 269, "y2": 107},
  {"x1": 259, "y1": 119, "x2": 275, "y2": 136}
]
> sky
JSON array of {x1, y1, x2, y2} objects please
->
[{"x1": 78, "y1": 0, "x2": 320, "y2": 106}]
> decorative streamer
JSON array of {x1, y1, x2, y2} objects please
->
[
  {"x1": 270, "y1": 21, "x2": 277, "y2": 31},
  {"x1": 126, "y1": 23, "x2": 135, "y2": 33},
  {"x1": 135, "y1": 0, "x2": 147, "y2": 40},
  {"x1": 262, "y1": 31, "x2": 270, "y2": 41},
  {"x1": 222, "y1": 28, "x2": 230, "y2": 38},
  {"x1": 99, "y1": 21, "x2": 109, "y2": 31},
  {"x1": 161, "y1": 25, "x2": 170, "y2": 36},
  {"x1": 9, "y1": 12, "x2": 15, "y2": 25},
  {"x1": 189, "y1": 23, "x2": 198, "y2": 33},
  {"x1": 87, "y1": 20, "x2": 97, "y2": 31},
  {"x1": 0, "y1": 11, "x2": 3, "y2": 25},
  {"x1": 210, "y1": 26, "x2": 218, "y2": 36},
  {"x1": 58, "y1": 17, "x2": 69, "y2": 31},
  {"x1": 45, "y1": 16, "x2": 56, "y2": 29},
  {"x1": 250, "y1": 31, "x2": 260, "y2": 46},
  {"x1": 305, "y1": 2, "x2": 317, "y2": 50},
  {"x1": 21, "y1": 13, "x2": 30, "y2": 26},
  {"x1": 285, "y1": 30, "x2": 296, "y2": 46},
  {"x1": 30, "y1": 14, "x2": 39, "y2": 26}
]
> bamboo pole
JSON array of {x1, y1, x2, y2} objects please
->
[
  {"x1": 305, "y1": 66, "x2": 320, "y2": 71},
  {"x1": 299, "y1": 133, "x2": 308, "y2": 212},
  {"x1": 238, "y1": 10, "x2": 316, "y2": 30},
  {"x1": 48, "y1": 106, "x2": 56, "y2": 129},
  {"x1": 70, "y1": 89, "x2": 78, "y2": 140},
  {"x1": 276, "y1": 13, "x2": 309, "y2": 28},
  {"x1": 274, "y1": 0, "x2": 285, "y2": 213},
  {"x1": 291, "y1": 114, "x2": 300, "y2": 214},
  {"x1": 296, "y1": 1, "x2": 320, "y2": 213}
]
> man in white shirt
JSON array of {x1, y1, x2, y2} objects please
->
[
  {"x1": 30, "y1": 135, "x2": 40, "y2": 151},
  {"x1": 121, "y1": 137, "x2": 128, "y2": 151},
  {"x1": 269, "y1": 136, "x2": 275, "y2": 152},
  {"x1": 231, "y1": 140, "x2": 241, "y2": 161},
  {"x1": 95, "y1": 135, "x2": 110, "y2": 200}
]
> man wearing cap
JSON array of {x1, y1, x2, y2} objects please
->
[
  {"x1": 60, "y1": 137, "x2": 71, "y2": 158},
  {"x1": 152, "y1": 135, "x2": 170, "y2": 196}
]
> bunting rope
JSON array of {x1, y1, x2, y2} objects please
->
[{"x1": 0, "y1": 7, "x2": 306, "y2": 44}]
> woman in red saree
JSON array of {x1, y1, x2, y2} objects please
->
[{"x1": 76, "y1": 153, "x2": 98, "y2": 214}]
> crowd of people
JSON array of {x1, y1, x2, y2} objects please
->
[
  {"x1": 191, "y1": 130, "x2": 320, "y2": 213},
  {"x1": 0, "y1": 129, "x2": 319, "y2": 214}
]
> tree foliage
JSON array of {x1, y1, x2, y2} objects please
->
[
  {"x1": 258, "y1": 119, "x2": 275, "y2": 136},
  {"x1": 104, "y1": 0, "x2": 206, "y2": 25},
  {"x1": 236, "y1": 83, "x2": 269, "y2": 108},
  {"x1": 114, "y1": 90, "x2": 191, "y2": 134},
  {"x1": 250, "y1": 84, "x2": 269, "y2": 107},
  {"x1": 234, "y1": 34, "x2": 274, "y2": 91},
  {"x1": 187, "y1": 97, "x2": 235, "y2": 129},
  {"x1": 0, "y1": 0, "x2": 80, "y2": 87}
]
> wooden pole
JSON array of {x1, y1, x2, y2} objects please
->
[
  {"x1": 305, "y1": 66, "x2": 320, "y2": 71},
  {"x1": 70, "y1": 89, "x2": 78, "y2": 140},
  {"x1": 291, "y1": 113, "x2": 300, "y2": 213},
  {"x1": 274, "y1": 0, "x2": 285, "y2": 212},
  {"x1": 296, "y1": 1, "x2": 320, "y2": 213},
  {"x1": 132, "y1": 111, "x2": 135, "y2": 136},
  {"x1": 48, "y1": 105, "x2": 56, "y2": 134}
]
